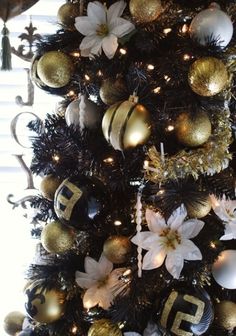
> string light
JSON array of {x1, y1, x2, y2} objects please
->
[
  {"x1": 84, "y1": 74, "x2": 90, "y2": 81},
  {"x1": 166, "y1": 125, "x2": 174, "y2": 131},
  {"x1": 67, "y1": 90, "x2": 75, "y2": 97},
  {"x1": 153, "y1": 86, "x2": 161, "y2": 94},
  {"x1": 97, "y1": 70, "x2": 103, "y2": 76},
  {"x1": 147, "y1": 64, "x2": 155, "y2": 70},
  {"x1": 71, "y1": 325, "x2": 78, "y2": 334},
  {"x1": 164, "y1": 75, "x2": 171, "y2": 82},
  {"x1": 181, "y1": 24, "x2": 188, "y2": 33},
  {"x1": 52, "y1": 154, "x2": 60, "y2": 162},
  {"x1": 114, "y1": 220, "x2": 122, "y2": 226},
  {"x1": 119, "y1": 48, "x2": 127, "y2": 55},
  {"x1": 210, "y1": 241, "x2": 216, "y2": 249},
  {"x1": 71, "y1": 51, "x2": 80, "y2": 57},
  {"x1": 183, "y1": 54, "x2": 191, "y2": 61},
  {"x1": 103, "y1": 157, "x2": 114, "y2": 164},
  {"x1": 143, "y1": 160, "x2": 149, "y2": 169},
  {"x1": 163, "y1": 28, "x2": 172, "y2": 35}
]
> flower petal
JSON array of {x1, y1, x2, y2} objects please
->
[
  {"x1": 75, "y1": 272, "x2": 97, "y2": 289},
  {"x1": 165, "y1": 252, "x2": 184, "y2": 279},
  {"x1": 179, "y1": 219, "x2": 204, "y2": 239},
  {"x1": 220, "y1": 222, "x2": 236, "y2": 240},
  {"x1": 90, "y1": 39, "x2": 103, "y2": 56},
  {"x1": 107, "y1": 0, "x2": 126, "y2": 24},
  {"x1": 176, "y1": 239, "x2": 202, "y2": 260},
  {"x1": 80, "y1": 35, "x2": 101, "y2": 51},
  {"x1": 74, "y1": 16, "x2": 95, "y2": 36},
  {"x1": 142, "y1": 247, "x2": 166, "y2": 270},
  {"x1": 83, "y1": 286, "x2": 100, "y2": 309},
  {"x1": 146, "y1": 208, "x2": 166, "y2": 233},
  {"x1": 167, "y1": 205, "x2": 187, "y2": 229},
  {"x1": 102, "y1": 34, "x2": 118, "y2": 59},
  {"x1": 109, "y1": 17, "x2": 135, "y2": 38},
  {"x1": 84, "y1": 256, "x2": 100, "y2": 279},
  {"x1": 87, "y1": 1, "x2": 106, "y2": 25},
  {"x1": 98, "y1": 254, "x2": 113, "y2": 275},
  {"x1": 131, "y1": 231, "x2": 160, "y2": 250}
]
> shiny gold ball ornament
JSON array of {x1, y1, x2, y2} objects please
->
[
  {"x1": 215, "y1": 301, "x2": 236, "y2": 331},
  {"x1": 88, "y1": 319, "x2": 122, "y2": 336},
  {"x1": 129, "y1": 0, "x2": 162, "y2": 23},
  {"x1": 186, "y1": 194, "x2": 212, "y2": 218},
  {"x1": 102, "y1": 96, "x2": 151, "y2": 151},
  {"x1": 37, "y1": 51, "x2": 74, "y2": 88},
  {"x1": 57, "y1": 2, "x2": 81, "y2": 28},
  {"x1": 103, "y1": 235, "x2": 132, "y2": 264},
  {"x1": 25, "y1": 282, "x2": 66, "y2": 323},
  {"x1": 175, "y1": 110, "x2": 211, "y2": 147},
  {"x1": 40, "y1": 175, "x2": 62, "y2": 201},
  {"x1": 41, "y1": 220, "x2": 76, "y2": 254},
  {"x1": 100, "y1": 77, "x2": 128, "y2": 106},
  {"x1": 3, "y1": 311, "x2": 25, "y2": 335},
  {"x1": 188, "y1": 57, "x2": 228, "y2": 97}
]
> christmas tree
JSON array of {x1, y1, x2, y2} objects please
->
[{"x1": 3, "y1": 0, "x2": 236, "y2": 335}]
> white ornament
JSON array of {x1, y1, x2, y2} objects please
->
[
  {"x1": 212, "y1": 250, "x2": 236, "y2": 289},
  {"x1": 65, "y1": 95, "x2": 101, "y2": 130},
  {"x1": 189, "y1": 3, "x2": 233, "y2": 48},
  {"x1": 131, "y1": 205, "x2": 204, "y2": 279}
]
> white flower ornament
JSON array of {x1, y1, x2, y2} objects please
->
[
  {"x1": 75, "y1": 253, "x2": 126, "y2": 310},
  {"x1": 211, "y1": 194, "x2": 236, "y2": 240},
  {"x1": 131, "y1": 206, "x2": 204, "y2": 279},
  {"x1": 75, "y1": 0, "x2": 135, "y2": 59}
]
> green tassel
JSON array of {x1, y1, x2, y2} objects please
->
[{"x1": 1, "y1": 23, "x2": 12, "y2": 71}]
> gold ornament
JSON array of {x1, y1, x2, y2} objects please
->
[
  {"x1": 175, "y1": 110, "x2": 211, "y2": 147},
  {"x1": 188, "y1": 57, "x2": 228, "y2": 97},
  {"x1": 37, "y1": 51, "x2": 74, "y2": 88},
  {"x1": 25, "y1": 281, "x2": 66, "y2": 323},
  {"x1": 57, "y1": 2, "x2": 81, "y2": 28},
  {"x1": 129, "y1": 0, "x2": 162, "y2": 23},
  {"x1": 100, "y1": 77, "x2": 128, "y2": 106},
  {"x1": 103, "y1": 235, "x2": 131, "y2": 264},
  {"x1": 102, "y1": 96, "x2": 151, "y2": 151},
  {"x1": 40, "y1": 175, "x2": 62, "y2": 201},
  {"x1": 215, "y1": 301, "x2": 236, "y2": 331},
  {"x1": 3, "y1": 311, "x2": 25, "y2": 335},
  {"x1": 88, "y1": 319, "x2": 122, "y2": 336},
  {"x1": 186, "y1": 195, "x2": 211, "y2": 218},
  {"x1": 41, "y1": 220, "x2": 76, "y2": 254}
]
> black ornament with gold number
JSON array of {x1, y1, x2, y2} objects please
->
[
  {"x1": 155, "y1": 285, "x2": 214, "y2": 336},
  {"x1": 54, "y1": 175, "x2": 108, "y2": 229}
]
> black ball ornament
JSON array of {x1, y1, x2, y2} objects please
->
[
  {"x1": 54, "y1": 175, "x2": 108, "y2": 228},
  {"x1": 156, "y1": 285, "x2": 214, "y2": 336}
]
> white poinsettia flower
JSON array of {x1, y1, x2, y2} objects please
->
[
  {"x1": 131, "y1": 206, "x2": 204, "y2": 279},
  {"x1": 75, "y1": 0, "x2": 135, "y2": 59},
  {"x1": 210, "y1": 194, "x2": 236, "y2": 240},
  {"x1": 75, "y1": 254, "x2": 126, "y2": 309}
]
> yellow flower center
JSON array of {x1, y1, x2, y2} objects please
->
[
  {"x1": 97, "y1": 275, "x2": 109, "y2": 288},
  {"x1": 159, "y1": 228, "x2": 181, "y2": 251},
  {"x1": 226, "y1": 208, "x2": 235, "y2": 218},
  {"x1": 96, "y1": 24, "x2": 109, "y2": 37}
]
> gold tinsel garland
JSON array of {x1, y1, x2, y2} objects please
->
[{"x1": 145, "y1": 109, "x2": 232, "y2": 183}]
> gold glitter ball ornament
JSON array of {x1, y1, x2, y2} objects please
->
[
  {"x1": 186, "y1": 194, "x2": 212, "y2": 218},
  {"x1": 102, "y1": 96, "x2": 151, "y2": 151},
  {"x1": 129, "y1": 0, "x2": 162, "y2": 23},
  {"x1": 57, "y1": 2, "x2": 81, "y2": 28},
  {"x1": 100, "y1": 77, "x2": 128, "y2": 106},
  {"x1": 37, "y1": 51, "x2": 74, "y2": 88},
  {"x1": 40, "y1": 175, "x2": 62, "y2": 201},
  {"x1": 88, "y1": 319, "x2": 122, "y2": 336},
  {"x1": 103, "y1": 235, "x2": 131, "y2": 264},
  {"x1": 25, "y1": 282, "x2": 66, "y2": 323},
  {"x1": 175, "y1": 110, "x2": 212, "y2": 148},
  {"x1": 3, "y1": 311, "x2": 25, "y2": 335},
  {"x1": 215, "y1": 301, "x2": 236, "y2": 331},
  {"x1": 41, "y1": 220, "x2": 76, "y2": 254},
  {"x1": 188, "y1": 57, "x2": 228, "y2": 97}
]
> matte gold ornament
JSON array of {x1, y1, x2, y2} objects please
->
[
  {"x1": 88, "y1": 319, "x2": 122, "y2": 336},
  {"x1": 25, "y1": 282, "x2": 66, "y2": 323},
  {"x1": 175, "y1": 110, "x2": 211, "y2": 147},
  {"x1": 99, "y1": 77, "x2": 128, "y2": 106},
  {"x1": 37, "y1": 51, "x2": 74, "y2": 88},
  {"x1": 103, "y1": 235, "x2": 131, "y2": 264},
  {"x1": 57, "y1": 2, "x2": 81, "y2": 28},
  {"x1": 188, "y1": 57, "x2": 228, "y2": 97},
  {"x1": 186, "y1": 195, "x2": 212, "y2": 218},
  {"x1": 215, "y1": 301, "x2": 236, "y2": 331},
  {"x1": 40, "y1": 175, "x2": 62, "y2": 201},
  {"x1": 41, "y1": 220, "x2": 76, "y2": 254},
  {"x1": 102, "y1": 96, "x2": 151, "y2": 151},
  {"x1": 3, "y1": 311, "x2": 25, "y2": 335},
  {"x1": 129, "y1": 0, "x2": 162, "y2": 23}
]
